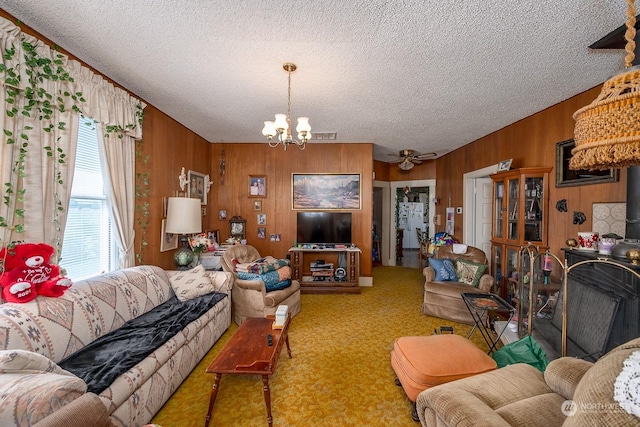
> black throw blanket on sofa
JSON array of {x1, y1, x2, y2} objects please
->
[{"x1": 59, "y1": 291, "x2": 227, "y2": 394}]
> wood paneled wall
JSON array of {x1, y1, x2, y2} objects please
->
[
  {"x1": 138, "y1": 134, "x2": 374, "y2": 277},
  {"x1": 139, "y1": 105, "x2": 213, "y2": 268},
  {"x1": 204, "y1": 143, "x2": 374, "y2": 276},
  {"x1": 431, "y1": 87, "x2": 628, "y2": 262}
]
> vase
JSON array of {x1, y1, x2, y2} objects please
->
[{"x1": 577, "y1": 231, "x2": 599, "y2": 251}]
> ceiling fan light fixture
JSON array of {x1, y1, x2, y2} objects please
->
[{"x1": 398, "y1": 159, "x2": 415, "y2": 171}]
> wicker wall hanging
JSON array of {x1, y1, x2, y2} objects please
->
[{"x1": 571, "y1": 0, "x2": 640, "y2": 170}]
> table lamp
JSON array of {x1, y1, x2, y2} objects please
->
[{"x1": 165, "y1": 197, "x2": 202, "y2": 269}]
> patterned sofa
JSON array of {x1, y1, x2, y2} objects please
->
[{"x1": 0, "y1": 265, "x2": 233, "y2": 427}]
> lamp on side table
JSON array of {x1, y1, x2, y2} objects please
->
[{"x1": 165, "y1": 197, "x2": 202, "y2": 269}]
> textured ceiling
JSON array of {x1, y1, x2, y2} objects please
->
[{"x1": 0, "y1": 1, "x2": 630, "y2": 161}]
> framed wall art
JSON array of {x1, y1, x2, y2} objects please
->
[
  {"x1": 257, "y1": 213, "x2": 266, "y2": 225},
  {"x1": 249, "y1": 175, "x2": 266, "y2": 197},
  {"x1": 254, "y1": 200, "x2": 262, "y2": 211},
  {"x1": 555, "y1": 139, "x2": 619, "y2": 187},
  {"x1": 188, "y1": 170, "x2": 207, "y2": 205},
  {"x1": 497, "y1": 159, "x2": 513, "y2": 172},
  {"x1": 160, "y1": 219, "x2": 178, "y2": 252},
  {"x1": 292, "y1": 173, "x2": 361, "y2": 210}
]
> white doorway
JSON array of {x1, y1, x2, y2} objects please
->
[
  {"x1": 463, "y1": 164, "x2": 499, "y2": 258},
  {"x1": 380, "y1": 179, "x2": 435, "y2": 266}
]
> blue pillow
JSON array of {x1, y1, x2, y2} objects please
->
[{"x1": 429, "y1": 258, "x2": 458, "y2": 281}]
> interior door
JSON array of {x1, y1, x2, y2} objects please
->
[{"x1": 475, "y1": 178, "x2": 493, "y2": 257}]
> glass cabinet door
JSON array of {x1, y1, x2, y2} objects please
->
[
  {"x1": 506, "y1": 247, "x2": 518, "y2": 303},
  {"x1": 523, "y1": 176, "x2": 544, "y2": 242},
  {"x1": 507, "y1": 178, "x2": 519, "y2": 241},
  {"x1": 494, "y1": 180, "x2": 505, "y2": 239},
  {"x1": 492, "y1": 244, "x2": 503, "y2": 296}
]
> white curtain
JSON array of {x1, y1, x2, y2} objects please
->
[
  {"x1": 97, "y1": 125, "x2": 137, "y2": 268},
  {"x1": 0, "y1": 18, "x2": 79, "y2": 253},
  {"x1": 0, "y1": 17, "x2": 145, "y2": 265}
]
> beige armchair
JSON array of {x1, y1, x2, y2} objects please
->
[
  {"x1": 221, "y1": 245, "x2": 301, "y2": 325},
  {"x1": 416, "y1": 336, "x2": 640, "y2": 426},
  {"x1": 422, "y1": 245, "x2": 493, "y2": 325}
]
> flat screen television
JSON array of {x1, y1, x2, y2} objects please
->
[{"x1": 296, "y1": 212, "x2": 352, "y2": 245}]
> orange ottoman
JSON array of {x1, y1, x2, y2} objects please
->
[{"x1": 391, "y1": 334, "x2": 497, "y2": 404}]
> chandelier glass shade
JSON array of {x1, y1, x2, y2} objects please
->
[
  {"x1": 571, "y1": 0, "x2": 640, "y2": 170},
  {"x1": 262, "y1": 62, "x2": 311, "y2": 151}
]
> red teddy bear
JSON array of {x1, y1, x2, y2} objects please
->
[{"x1": 0, "y1": 243, "x2": 72, "y2": 303}]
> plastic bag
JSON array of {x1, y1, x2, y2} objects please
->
[{"x1": 492, "y1": 335, "x2": 549, "y2": 372}]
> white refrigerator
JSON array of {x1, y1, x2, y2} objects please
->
[{"x1": 398, "y1": 202, "x2": 425, "y2": 249}]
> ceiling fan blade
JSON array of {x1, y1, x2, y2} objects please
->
[
  {"x1": 415, "y1": 152, "x2": 436, "y2": 159},
  {"x1": 412, "y1": 159, "x2": 423, "y2": 164}
]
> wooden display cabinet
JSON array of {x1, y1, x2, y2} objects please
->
[{"x1": 490, "y1": 167, "x2": 551, "y2": 300}]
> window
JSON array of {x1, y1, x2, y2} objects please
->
[{"x1": 60, "y1": 119, "x2": 117, "y2": 280}]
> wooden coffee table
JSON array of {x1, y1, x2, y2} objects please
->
[{"x1": 204, "y1": 314, "x2": 292, "y2": 427}]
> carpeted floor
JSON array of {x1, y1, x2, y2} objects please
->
[{"x1": 151, "y1": 266, "x2": 489, "y2": 426}]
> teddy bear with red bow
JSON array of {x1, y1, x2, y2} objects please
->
[{"x1": 0, "y1": 242, "x2": 72, "y2": 303}]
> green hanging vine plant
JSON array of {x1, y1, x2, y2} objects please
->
[
  {"x1": 1, "y1": 38, "x2": 83, "y2": 253},
  {"x1": 1, "y1": 32, "x2": 147, "y2": 264}
]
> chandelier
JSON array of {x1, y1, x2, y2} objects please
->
[{"x1": 261, "y1": 62, "x2": 311, "y2": 151}]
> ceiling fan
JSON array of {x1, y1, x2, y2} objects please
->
[{"x1": 388, "y1": 149, "x2": 436, "y2": 171}]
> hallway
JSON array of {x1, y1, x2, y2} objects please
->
[{"x1": 397, "y1": 248, "x2": 421, "y2": 269}]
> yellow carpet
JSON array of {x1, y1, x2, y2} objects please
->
[{"x1": 151, "y1": 266, "x2": 489, "y2": 426}]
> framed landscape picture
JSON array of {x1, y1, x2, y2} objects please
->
[
  {"x1": 292, "y1": 173, "x2": 361, "y2": 210},
  {"x1": 555, "y1": 139, "x2": 619, "y2": 187}
]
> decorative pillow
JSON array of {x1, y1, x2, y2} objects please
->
[
  {"x1": 428, "y1": 258, "x2": 458, "y2": 281},
  {"x1": 169, "y1": 265, "x2": 216, "y2": 301},
  {"x1": 455, "y1": 258, "x2": 487, "y2": 287}
]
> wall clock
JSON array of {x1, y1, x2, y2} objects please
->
[{"x1": 229, "y1": 215, "x2": 246, "y2": 240}]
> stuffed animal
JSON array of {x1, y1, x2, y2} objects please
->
[{"x1": 0, "y1": 243, "x2": 72, "y2": 303}]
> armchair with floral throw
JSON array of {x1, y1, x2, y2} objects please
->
[{"x1": 221, "y1": 245, "x2": 301, "y2": 325}]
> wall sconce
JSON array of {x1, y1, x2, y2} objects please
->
[{"x1": 219, "y1": 148, "x2": 226, "y2": 185}]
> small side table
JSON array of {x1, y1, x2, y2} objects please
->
[{"x1": 462, "y1": 292, "x2": 515, "y2": 354}]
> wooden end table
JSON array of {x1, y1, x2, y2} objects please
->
[{"x1": 204, "y1": 314, "x2": 292, "y2": 427}]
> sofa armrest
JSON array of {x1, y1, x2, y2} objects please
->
[
  {"x1": 208, "y1": 271, "x2": 234, "y2": 294},
  {"x1": 423, "y1": 266, "x2": 435, "y2": 282},
  {"x1": 233, "y1": 276, "x2": 266, "y2": 293},
  {"x1": 32, "y1": 392, "x2": 113, "y2": 427},
  {"x1": 477, "y1": 274, "x2": 494, "y2": 292},
  {"x1": 0, "y1": 370, "x2": 87, "y2": 426},
  {"x1": 544, "y1": 357, "x2": 593, "y2": 399}
]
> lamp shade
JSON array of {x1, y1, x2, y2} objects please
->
[{"x1": 165, "y1": 197, "x2": 202, "y2": 234}]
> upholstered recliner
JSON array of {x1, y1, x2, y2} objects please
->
[
  {"x1": 422, "y1": 244, "x2": 493, "y2": 325},
  {"x1": 416, "y1": 336, "x2": 640, "y2": 427},
  {"x1": 221, "y1": 245, "x2": 301, "y2": 325}
]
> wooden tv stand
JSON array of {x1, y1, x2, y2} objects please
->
[{"x1": 288, "y1": 247, "x2": 361, "y2": 294}]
